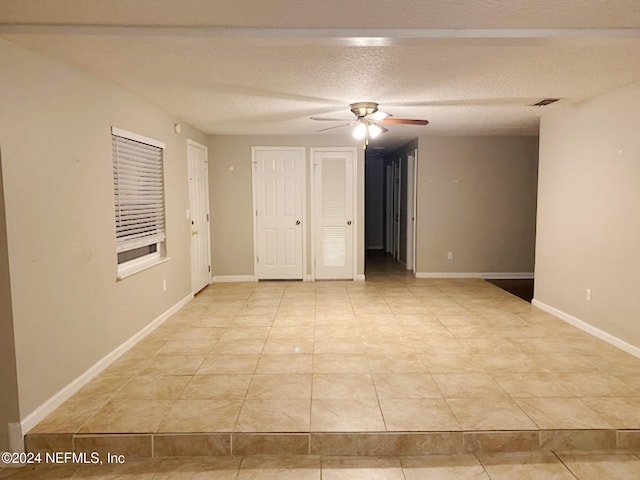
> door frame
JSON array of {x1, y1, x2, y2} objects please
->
[
  {"x1": 411, "y1": 148, "x2": 418, "y2": 272},
  {"x1": 394, "y1": 158, "x2": 402, "y2": 261},
  {"x1": 310, "y1": 147, "x2": 358, "y2": 281},
  {"x1": 406, "y1": 150, "x2": 418, "y2": 272},
  {"x1": 384, "y1": 163, "x2": 393, "y2": 254},
  {"x1": 187, "y1": 139, "x2": 212, "y2": 293},
  {"x1": 251, "y1": 146, "x2": 307, "y2": 280}
]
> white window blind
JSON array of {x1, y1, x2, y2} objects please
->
[{"x1": 112, "y1": 132, "x2": 166, "y2": 254}]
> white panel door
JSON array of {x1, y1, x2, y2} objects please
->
[
  {"x1": 313, "y1": 148, "x2": 355, "y2": 280},
  {"x1": 385, "y1": 164, "x2": 393, "y2": 254},
  {"x1": 187, "y1": 140, "x2": 211, "y2": 293},
  {"x1": 253, "y1": 148, "x2": 304, "y2": 279}
]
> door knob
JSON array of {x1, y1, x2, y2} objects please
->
[
  {"x1": 296, "y1": 220, "x2": 301, "y2": 225},
  {"x1": 347, "y1": 220, "x2": 352, "y2": 226},
  {"x1": 192, "y1": 230, "x2": 199, "y2": 236}
]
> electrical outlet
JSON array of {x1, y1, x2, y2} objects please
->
[
  {"x1": 447, "y1": 251, "x2": 453, "y2": 260},
  {"x1": 586, "y1": 288, "x2": 591, "y2": 301},
  {"x1": 163, "y1": 278, "x2": 167, "y2": 292}
]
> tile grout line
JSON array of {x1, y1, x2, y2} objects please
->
[
  {"x1": 551, "y1": 450, "x2": 580, "y2": 479},
  {"x1": 364, "y1": 285, "x2": 391, "y2": 441},
  {"x1": 309, "y1": 284, "x2": 317, "y2": 455},
  {"x1": 225, "y1": 287, "x2": 257, "y2": 452},
  {"x1": 69, "y1": 375, "x2": 132, "y2": 438},
  {"x1": 231, "y1": 283, "x2": 273, "y2": 443},
  {"x1": 474, "y1": 452, "x2": 494, "y2": 480}
]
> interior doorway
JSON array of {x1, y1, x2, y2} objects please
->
[{"x1": 364, "y1": 144, "x2": 418, "y2": 277}]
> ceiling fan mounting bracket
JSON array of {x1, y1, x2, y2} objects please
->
[{"x1": 350, "y1": 102, "x2": 379, "y2": 118}]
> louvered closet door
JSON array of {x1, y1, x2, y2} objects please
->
[{"x1": 313, "y1": 148, "x2": 355, "y2": 280}]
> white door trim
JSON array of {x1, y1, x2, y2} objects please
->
[
  {"x1": 310, "y1": 147, "x2": 358, "y2": 281},
  {"x1": 406, "y1": 149, "x2": 419, "y2": 272},
  {"x1": 385, "y1": 164, "x2": 393, "y2": 254},
  {"x1": 251, "y1": 146, "x2": 307, "y2": 280},
  {"x1": 411, "y1": 148, "x2": 418, "y2": 272},
  {"x1": 310, "y1": 152, "x2": 316, "y2": 280},
  {"x1": 187, "y1": 139, "x2": 212, "y2": 293},
  {"x1": 352, "y1": 148, "x2": 358, "y2": 281},
  {"x1": 394, "y1": 158, "x2": 401, "y2": 261},
  {"x1": 406, "y1": 153, "x2": 414, "y2": 271}
]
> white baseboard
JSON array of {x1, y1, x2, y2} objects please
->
[
  {"x1": 7, "y1": 422, "x2": 23, "y2": 453},
  {"x1": 415, "y1": 272, "x2": 534, "y2": 280},
  {"x1": 532, "y1": 299, "x2": 640, "y2": 359},
  {"x1": 302, "y1": 275, "x2": 361, "y2": 282},
  {"x1": 211, "y1": 275, "x2": 257, "y2": 283},
  {"x1": 20, "y1": 293, "x2": 193, "y2": 435},
  {"x1": 482, "y1": 272, "x2": 534, "y2": 280}
]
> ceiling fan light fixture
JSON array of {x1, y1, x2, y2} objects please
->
[
  {"x1": 352, "y1": 121, "x2": 367, "y2": 140},
  {"x1": 369, "y1": 111, "x2": 390, "y2": 121},
  {"x1": 367, "y1": 123, "x2": 384, "y2": 139},
  {"x1": 311, "y1": 101, "x2": 429, "y2": 142}
]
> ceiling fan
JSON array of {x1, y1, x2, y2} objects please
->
[{"x1": 310, "y1": 102, "x2": 429, "y2": 142}]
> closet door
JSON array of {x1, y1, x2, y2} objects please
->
[
  {"x1": 252, "y1": 147, "x2": 305, "y2": 279},
  {"x1": 188, "y1": 140, "x2": 211, "y2": 293},
  {"x1": 312, "y1": 148, "x2": 356, "y2": 280}
]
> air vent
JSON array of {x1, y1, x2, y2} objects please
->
[{"x1": 532, "y1": 98, "x2": 560, "y2": 107}]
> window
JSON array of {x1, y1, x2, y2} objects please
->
[{"x1": 112, "y1": 127, "x2": 168, "y2": 278}]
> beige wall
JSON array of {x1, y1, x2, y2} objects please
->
[
  {"x1": 416, "y1": 136, "x2": 539, "y2": 274},
  {"x1": 0, "y1": 149, "x2": 20, "y2": 450},
  {"x1": 535, "y1": 81, "x2": 640, "y2": 348},
  {"x1": 207, "y1": 135, "x2": 365, "y2": 277},
  {"x1": 0, "y1": 42, "x2": 208, "y2": 418}
]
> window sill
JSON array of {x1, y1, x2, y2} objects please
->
[{"x1": 117, "y1": 257, "x2": 170, "y2": 281}]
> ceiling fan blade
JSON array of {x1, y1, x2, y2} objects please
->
[
  {"x1": 382, "y1": 118, "x2": 429, "y2": 126},
  {"x1": 316, "y1": 122, "x2": 352, "y2": 132},
  {"x1": 368, "y1": 111, "x2": 391, "y2": 121},
  {"x1": 310, "y1": 116, "x2": 354, "y2": 121}
]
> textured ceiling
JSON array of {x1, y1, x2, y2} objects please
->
[
  {"x1": 2, "y1": 0, "x2": 640, "y2": 28},
  {"x1": 2, "y1": 1, "x2": 640, "y2": 151}
]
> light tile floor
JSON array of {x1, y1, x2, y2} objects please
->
[
  {"x1": 28, "y1": 256, "x2": 640, "y2": 447},
  {"x1": 2, "y1": 453, "x2": 640, "y2": 479}
]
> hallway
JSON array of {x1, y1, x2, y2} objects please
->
[{"x1": 364, "y1": 250, "x2": 415, "y2": 283}]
